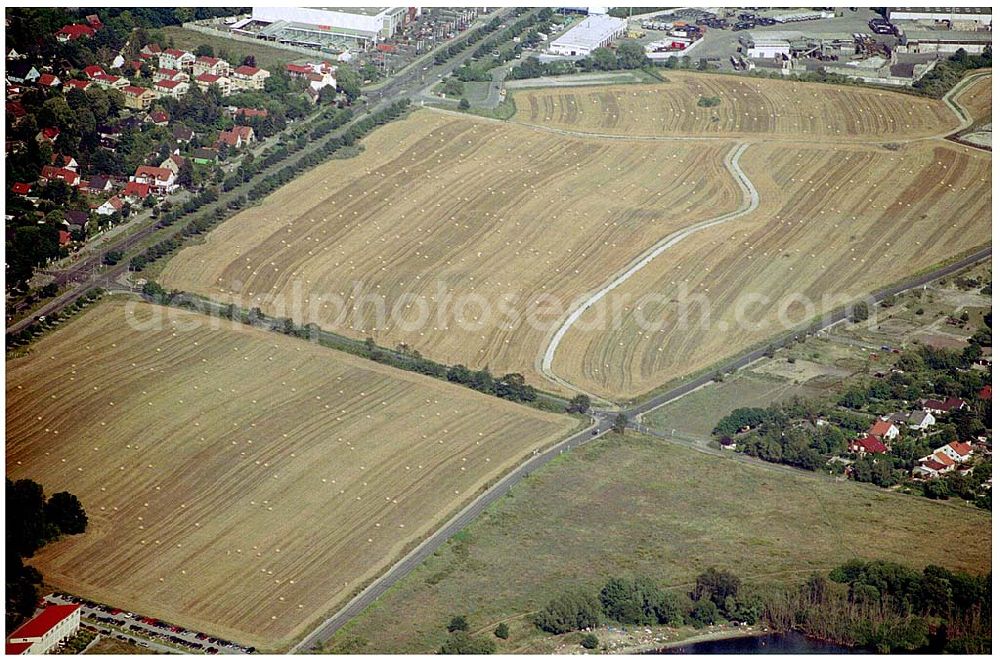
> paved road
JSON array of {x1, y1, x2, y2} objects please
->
[
  {"x1": 287, "y1": 243, "x2": 991, "y2": 653},
  {"x1": 289, "y1": 414, "x2": 613, "y2": 653}
]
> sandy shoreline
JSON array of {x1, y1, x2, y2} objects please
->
[{"x1": 593, "y1": 624, "x2": 768, "y2": 654}]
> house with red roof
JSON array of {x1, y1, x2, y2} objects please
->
[
  {"x1": 867, "y1": 419, "x2": 899, "y2": 443},
  {"x1": 193, "y1": 72, "x2": 232, "y2": 95},
  {"x1": 141, "y1": 43, "x2": 162, "y2": 56},
  {"x1": 978, "y1": 385, "x2": 991, "y2": 400},
  {"x1": 237, "y1": 107, "x2": 268, "y2": 119},
  {"x1": 123, "y1": 181, "x2": 151, "y2": 202},
  {"x1": 286, "y1": 63, "x2": 313, "y2": 78},
  {"x1": 6, "y1": 604, "x2": 81, "y2": 654},
  {"x1": 159, "y1": 48, "x2": 195, "y2": 71},
  {"x1": 133, "y1": 165, "x2": 177, "y2": 193},
  {"x1": 848, "y1": 435, "x2": 888, "y2": 456},
  {"x1": 96, "y1": 195, "x2": 124, "y2": 216},
  {"x1": 193, "y1": 55, "x2": 231, "y2": 78},
  {"x1": 58, "y1": 230, "x2": 72, "y2": 247},
  {"x1": 55, "y1": 24, "x2": 96, "y2": 42},
  {"x1": 146, "y1": 110, "x2": 170, "y2": 126},
  {"x1": 36, "y1": 127, "x2": 60, "y2": 144},
  {"x1": 215, "y1": 125, "x2": 255, "y2": 149},
  {"x1": 154, "y1": 79, "x2": 190, "y2": 98},
  {"x1": 12, "y1": 182, "x2": 32, "y2": 196},
  {"x1": 37, "y1": 73, "x2": 61, "y2": 88},
  {"x1": 91, "y1": 73, "x2": 127, "y2": 90},
  {"x1": 937, "y1": 441, "x2": 974, "y2": 464},
  {"x1": 231, "y1": 65, "x2": 270, "y2": 90},
  {"x1": 81, "y1": 65, "x2": 105, "y2": 79},
  {"x1": 63, "y1": 78, "x2": 93, "y2": 92},
  {"x1": 922, "y1": 397, "x2": 967, "y2": 415},
  {"x1": 912, "y1": 453, "x2": 955, "y2": 479},
  {"x1": 40, "y1": 165, "x2": 80, "y2": 187},
  {"x1": 121, "y1": 85, "x2": 156, "y2": 111}
]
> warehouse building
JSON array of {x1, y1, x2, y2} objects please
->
[
  {"x1": 6, "y1": 604, "x2": 81, "y2": 654},
  {"x1": 250, "y1": 7, "x2": 408, "y2": 50},
  {"x1": 739, "y1": 35, "x2": 791, "y2": 58},
  {"x1": 898, "y1": 29, "x2": 993, "y2": 54},
  {"x1": 549, "y1": 14, "x2": 627, "y2": 56},
  {"x1": 887, "y1": 7, "x2": 992, "y2": 27}
]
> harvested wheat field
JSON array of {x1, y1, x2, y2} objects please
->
[
  {"x1": 954, "y1": 71, "x2": 992, "y2": 125},
  {"x1": 6, "y1": 300, "x2": 574, "y2": 650},
  {"x1": 552, "y1": 140, "x2": 992, "y2": 400},
  {"x1": 513, "y1": 72, "x2": 959, "y2": 140},
  {"x1": 160, "y1": 110, "x2": 741, "y2": 393}
]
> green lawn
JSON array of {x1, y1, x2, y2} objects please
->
[
  {"x1": 325, "y1": 432, "x2": 991, "y2": 654},
  {"x1": 162, "y1": 27, "x2": 301, "y2": 72}
]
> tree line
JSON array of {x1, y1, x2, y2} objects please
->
[{"x1": 7, "y1": 479, "x2": 88, "y2": 631}]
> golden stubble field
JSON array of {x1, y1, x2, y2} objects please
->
[
  {"x1": 552, "y1": 138, "x2": 991, "y2": 399},
  {"x1": 160, "y1": 110, "x2": 742, "y2": 394},
  {"x1": 512, "y1": 71, "x2": 960, "y2": 139},
  {"x1": 6, "y1": 300, "x2": 574, "y2": 650},
  {"x1": 954, "y1": 71, "x2": 992, "y2": 125}
]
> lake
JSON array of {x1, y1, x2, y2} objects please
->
[{"x1": 664, "y1": 631, "x2": 863, "y2": 654}]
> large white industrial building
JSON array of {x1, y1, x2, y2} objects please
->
[
  {"x1": 250, "y1": 7, "x2": 408, "y2": 49},
  {"x1": 887, "y1": 7, "x2": 992, "y2": 26},
  {"x1": 740, "y1": 35, "x2": 791, "y2": 59},
  {"x1": 549, "y1": 14, "x2": 627, "y2": 56}
]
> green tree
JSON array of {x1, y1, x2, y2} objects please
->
[
  {"x1": 567, "y1": 394, "x2": 591, "y2": 414},
  {"x1": 687, "y1": 598, "x2": 719, "y2": 628},
  {"x1": 44, "y1": 492, "x2": 88, "y2": 534},
  {"x1": 613, "y1": 413, "x2": 628, "y2": 434},
  {"x1": 338, "y1": 67, "x2": 362, "y2": 103},
  {"x1": 458, "y1": 98, "x2": 471, "y2": 110},
  {"x1": 615, "y1": 40, "x2": 649, "y2": 69},
  {"x1": 581, "y1": 633, "x2": 599, "y2": 649},
  {"x1": 439, "y1": 632, "x2": 496, "y2": 654},
  {"x1": 493, "y1": 623, "x2": 509, "y2": 639},
  {"x1": 589, "y1": 47, "x2": 618, "y2": 71},
  {"x1": 853, "y1": 301, "x2": 870, "y2": 322},
  {"x1": 447, "y1": 615, "x2": 469, "y2": 632},
  {"x1": 534, "y1": 590, "x2": 602, "y2": 634}
]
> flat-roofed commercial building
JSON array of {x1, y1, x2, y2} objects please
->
[
  {"x1": 251, "y1": 7, "x2": 407, "y2": 49},
  {"x1": 887, "y1": 7, "x2": 992, "y2": 26},
  {"x1": 549, "y1": 14, "x2": 627, "y2": 56}
]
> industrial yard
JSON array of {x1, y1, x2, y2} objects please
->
[{"x1": 6, "y1": 300, "x2": 573, "y2": 650}]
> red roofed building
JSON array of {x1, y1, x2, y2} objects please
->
[
  {"x1": 132, "y1": 165, "x2": 177, "y2": 193},
  {"x1": 939, "y1": 441, "x2": 974, "y2": 464},
  {"x1": 40, "y1": 165, "x2": 81, "y2": 186},
  {"x1": 64, "y1": 79, "x2": 93, "y2": 92},
  {"x1": 215, "y1": 125, "x2": 255, "y2": 149},
  {"x1": 38, "y1": 73, "x2": 61, "y2": 88},
  {"x1": 231, "y1": 64, "x2": 270, "y2": 90},
  {"x1": 286, "y1": 63, "x2": 312, "y2": 78},
  {"x1": 82, "y1": 65, "x2": 105, "y2": 79},
  {"x1": 123, "y1": 181, "x2": 151, "y2": 201},
  {"x1": 979, "y1": 385, "x2": 991, "y2": 400},
  {"x1": 193, "y1": 55, "x2": 231, "y2": 78},
  {"x1": 867, "y1": 419, "x2": 899, "y2": 443},
  {"x1": 237, "y1": 107, "x2": 268, "y2": 119},
  {"x1": 146, "y1": 110, "x2": 170, "y2": 126},
  {"x1": 923, "y1": 397, "x2": 967, "y2": 414},
  {"x1": 154, "y1": 78, "x2": 190, "y2": 98},
  {"x1": 6, "y1": 604, "x2": 81, "y2": 654},
  {"x1": 848, "y1": 435, "x2": 888, "y2": 456},
  {"x1": 58, "y1": 230, "x2": 72, "y2": 246},
  {"x1": 55, "y1": 24, "x2": 96, "y2": 42},
  {"x1": 122, "y1": 85, "x2": 156, "y2": 111},
  {"x1": 36, "y1": 127, "x2": 60, "y2": 144},
  {"x1": 12, "y1": 182, "x2": 32, "y2": 196},
  {"x1": 193, "y1": 72, "x2": 232, "y2": 95}
]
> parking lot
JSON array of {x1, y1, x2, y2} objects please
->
[{"x1": 44, "y1": 593, "x2": 252, "y2": 655}]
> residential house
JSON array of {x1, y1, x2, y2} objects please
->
[
  {"x1": 58, "y1": 230, "x2": 72, "y2": 247},
  {"x1": 63, "y1": 79, "x2": 93, "y2": 92},
  {"x1": 216, "y1": 125, "x2": 255, "y2": 149},
  {"x1": 7, "y1": 47, "x2": 26, "y2": 60},
  {"x1": 40, "y1": 165, "x2": 80, "y2": 186},
  {"x1": 912, "y1": 454, "x2": 955, "y2": 479},
  {"x1": 6, "y1": 62, "x2": 40, "y2": 84},
  {"x1": 84, "y1": 175, "x2": 112, "y2": 194},
  {"x1": 140, "y1": 44, "x2": 162, "y2": 57},
  {"x1": 172, "y1": 125, "x2": 195, "y2": 144},
  {"x1": 236, "y1": 108, "x2": 268, "y2": 120},
  {"x1": 146, "y1": 110, "x2": 170, "y2": 126},
  {"x1": 285, "y1": 63, "x2": 313, "y2": 78},
  {"x1": 7, "y1": 101, "x2": 27, "y2": 123},
  {"x1": 193, "y1": 73, "x2": 232, "y2": 96},
  {"x1": 868, "y1": 420, "x2": 900, "y2": 443},
  {"x1": 154, "y1": 79, "x2": 189, "y2": 99},
  {"x1": 36, "y1": 127, "x2": 60, "y2": 144},
  {"x1": 193, "y1": 55, "x2": 231, "y2": 78},
  {"x1": 230, "y1": 65, "x2": 270, "y2": 90},
  {"x1": 159, "y1": 152, "x2": 186, "y2": 175},
  {"x1": 848, "y1": 435, "x2": 888, "y2": 456},
  {"x1": 92, "y1": 73, "x2": 128, "y2": 90},
  {"x1": 85, "y1": 14, "x2": 103, "y2": 29},
  {"x1": 122, "y1": 181, "x2": 151, "y2": 202},
  {"x1": 95, "y1": 195, "x2": 124, "y2": 216},
  {"x1": 54, "y1": 154, "x2": 78, "y2": 171},
  {"x1": 306, "y1": 71, "x2": 337, "y2": 94},
  {"x1": 192, "y1": 147, "x2": 218, "y2": 165},
  {"x1": 37, "y1": 73, "x2": 61, "y2": 88},
  {"x1": 937, "y1": 441, "x2": 974, "y2": 464},
  {"x1": 922, "y1": 397, "x2": 967, "y2": 415},
  {"x1": 132, "y1": 165, "x2": 177, "y2": 194},
  {"x1": 159, "y1": 49, "x2": 195, "y2": 72},
  {"x1": 81, "y1": 65, "x2": 105, "y2": 79},
  {"x1": 12, "y1": 182, "x2": 32, "y2": 196},
  {"x1": 64, "y1": 209, "x2": 90, "y2": 232},
  {"x1": 121, "y1": 85, "x2": 156, "y2": 111},
  {"x1": 154, "y1": 68, "x2": 189, "y2": 84},
  {"x1": 979, "y1": 385, "x2": 991, "y2": 401},
  {"x1": 55, "y1": 24, "x2": 96, "y2": 42}
]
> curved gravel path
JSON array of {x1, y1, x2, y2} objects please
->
[{"x1": 538, "y1": 141, "x2": 760, "y2": 400}]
